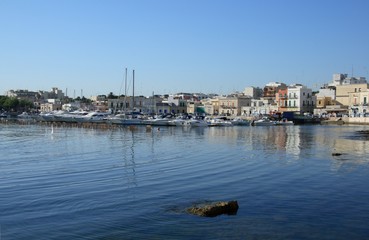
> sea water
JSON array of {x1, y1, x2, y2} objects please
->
[{"x1": 1, "y1": 123, "x2": 369, "y2": 239}]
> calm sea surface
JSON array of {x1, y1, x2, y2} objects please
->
[{"x1": 1, "y1": 122, "x2": 369, "y2": 239}]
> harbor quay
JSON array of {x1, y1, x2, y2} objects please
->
[{"x1": 2, "y1": 112, "x2": 369, "y2": 128}]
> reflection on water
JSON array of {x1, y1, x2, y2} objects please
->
[{"x1": 1, "y1": 123, "x2": 369, "y2": 240}]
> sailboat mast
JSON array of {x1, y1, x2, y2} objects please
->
[
  {"x1": 132, "y1": 69, "x2": 135, "y2": 111},
  {"x1": 124, "y1": 67, "x2": 127, "y2": 112}
]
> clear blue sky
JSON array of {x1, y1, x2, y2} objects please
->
[{"x1": 1, "y1": 0, "x2": 368, "y2": 97}]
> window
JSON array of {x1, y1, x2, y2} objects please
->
[{"x1": 364, "y1": 97, "x2": 367, "y2": 104}]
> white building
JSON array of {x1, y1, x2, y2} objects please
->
[
  {"x1": 286, "y1": 84, "x2": 314, "y2": 114},
  {"x1": 329, "y1": 73, "x2": 367, "y2": 87},
  {"x1": 241, "y1": 98, "x2": 278, "y2": 116},
  {"x1": 315, "y1": 88, "x2": 336, "y2": 101}
]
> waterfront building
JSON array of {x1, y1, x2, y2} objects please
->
[
  {"x1": 202, "y1": 98, "x2": 219, "y2": 115},
  {"x1": 167, "y1": 95, "x2": 187, "y2": 114},
  {"x1": 186, "y1": 101, "x2": 205, "y2": 115},
  {"x1": 287, "y1": 84, "x2": 314, "y2": 114},
  {"x1": 218, "y1": 95, "x2": 251, "y2": 116},
  {"x1": 40, "y1": 99, "x2": 62, "y2": 112},
  {"x1": 108, "y1": 95, "x2": 161, "y2": 114},
  {"x1": 275, "y1": 84, "x2": 314, "y2": 114},
  {"x1": 276, "y1": 88, "x2": 288, "y2": 113},
  {"x1": 263, "y1": 82, "x2": 287, "y2": 100},
  {"x1": 336, "y1": 83, "x2": 369, "y2": 107},
  {"x1": 156, "y1": 102, "x2": 172, "y2": 114},
  {"x1": 242, "y1": 98, "x2": 278, "y2": 116},
  {"x1": 348, "y1": 89, "x2": 369, "y2": 116},
  {"x1": 313, "y1": 88, "x2": 345, "y2": 116},
  {"x1": 316, "y1": 88, "x2": 336, "y2": 100},
  {"x1": 90, "y1": 95, "x2": 108, "y2": 112}
]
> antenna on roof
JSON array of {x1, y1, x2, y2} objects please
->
[{"x1": 352, "y1": 64, "x2": 354, "y2": 78}]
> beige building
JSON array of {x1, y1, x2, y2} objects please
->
[
  {"x1": 218, "y1": 96, "x2": 251, "y2": 116},
  {"x1": 40, "y1": 100, "x2": 62, "y2": 112},
  {"x1": 108, "y1": 96, "x2": 161, "y2": 114},
  {"x1": 202, "y1": 98, "x2": 219, "y2": 115},
  {"x1": 336, "y1": 83, "x2": 368, "y2": 106},
  {"x1": 316, "y1": 96, "x2": 336, "y2": 108},
  {"x1": 348, "y1": 90, "x2": 369, "y2": 116},
  {"x1": 186, "y1": 101, "x2": 204, "y2": 114}
]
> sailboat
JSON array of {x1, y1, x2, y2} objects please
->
[{"x1": 109, "y1": 69, "x2": 145, "y2": 125}]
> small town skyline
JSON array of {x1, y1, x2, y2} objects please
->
[
  {"x1": 1, "y1": 1, "x2": 369, "y2": 98},
  {"x1": 2, "y1": 72, "x2": 368, "y2": 121},
  {"x1": 3, "y1": 72, "x2": 367, "y2": 99}
]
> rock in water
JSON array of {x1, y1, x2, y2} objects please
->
[
  {"x1": 186, "y1": 201, "x2": 239, "y2": 217},
  {"x1": 332, "y1": 152, "x2": 342, "y2": 156}
]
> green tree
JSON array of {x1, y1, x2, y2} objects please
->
[
  {"x1": 0, "y1": 96, "x2": 34, "y2": 111},
  {"x1": 3, "y1": 97, "x2": 19, "y2": 111},
  {"x1": 107, "y1": 92, "x2": 117, "y2": 99}
]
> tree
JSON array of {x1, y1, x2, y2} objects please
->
[
  {"x1": 0, "y1": 96, "x2": 34, "y2": 111},
  {"x1": 107, "y1": 92, "x2": 117, "y2": 99},
  {"x1": 3, "y1": 97, "x2": 19, "y2": 111}
]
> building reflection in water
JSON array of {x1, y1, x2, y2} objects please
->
[{"x1": 206, "y1": 125, "x2": 368, "y2": 170}]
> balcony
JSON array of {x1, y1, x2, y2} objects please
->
[
  {"x1": 288, "y1": 95, "x2": 298, "y2": 99},
  {"x1": 220, "y1": 105, "x2": 237, "y2": 109}
]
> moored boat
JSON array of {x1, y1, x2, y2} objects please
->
[{"x1": 231, "y1": 117, "x2": 251, "y2": 126}]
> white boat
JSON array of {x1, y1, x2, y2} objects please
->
[
  {"x1": 146, "y1": 114, "x2": 175, "y2": 126},
  {"x1": 53, "y1": 110, "x2": 89, "y2": 123},
  {"x1": 231, "y1": 117, "x2": 251, "y2": 126},
  {"x1": 251, "y1": 117, "x2": 294, "y2": 126},
  {"x1": 207, "y1": 117, "x2": 232, "y2": 127},
  {"x1": 108, "y1": 113, "x2": 145, "y2": 125},
  {"x1": 169, "y1": 115, "x2": 191, "y2": 126},
  {"x1": 274, "y1": 118, "x2": 294, "y2": 126},
  {"x1": 75, "y1": 111, "x2": 110, "y2": 123},
  {"x1": 17, "y1": 112, "x2": 34, "y2": 120},
  {"x1": 187, "y1": 117, "x2": 209, "y2": 127},
  {"x1": 251, "y1": 117, "x2": 275, "y2": 126}
]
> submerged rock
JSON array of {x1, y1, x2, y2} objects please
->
[
  {"x1": 332, "y1": 152, "x2": 342, "y2": 156},
  {"x1": 186, "y1": 201, "x2": 239, "y2": 217}
]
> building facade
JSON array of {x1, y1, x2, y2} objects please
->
[
  {"x1": 336, "y1": 83, "x2": 369, "y2": 106},
  {"x1": 218, "y1": 95, "x2": 251, "y2": 116}
]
